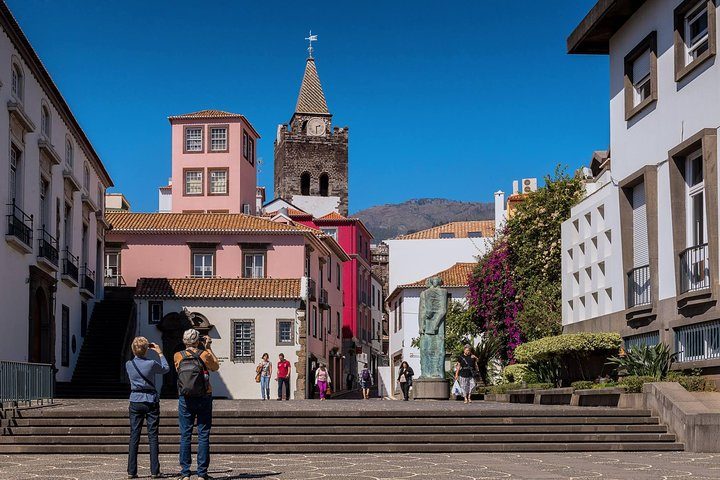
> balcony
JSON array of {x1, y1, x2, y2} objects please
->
[
  {"x1": 319, "y1": 288, "x2": 329, "y2": 309},
  {"x1": 5, "y1": 201, "x2": 33, "y2": 254},
  {"x1": 80, "y1": 265, "x2": 95, "y2": 297},
  {"x1": 63, "y1": 166, "x2": 81, "y2": 192},
  {"x1": 306, "y1": 277, "x2": 317, "y2": 301},
  {"x1": 680, "y1": 243, "x2": 710, "y2": 294},
  {"x1": 104, "y1": 274, "x2": 126, "y2": 287},
  {"x1": 81, "y1": 193, "x2": 99, "y2": 213},
  {"x1": 96, "y1": 210, "x2": 111, "y2": 230},
  {"x1": 36, "y1": 227, "x2": 59, "y2": 270},
  {"x1": 627, "y1": 265, "x2": 651, "y2": 308},
  {"x1": 61, "y1": 248, "x2": 79, "y2": 287},
  {"x1": 37, "y1": 137, "x2": 61, "y2": 165}
]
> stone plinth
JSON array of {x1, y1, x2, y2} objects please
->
[{"x1": 413, "y1": 378, "x2": 449, "y2": 400}]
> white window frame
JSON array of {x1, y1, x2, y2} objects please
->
[
  {"x1": 192, "y1": 252, "x2": 214, "y2": 278},
  {"x1": 685, "y1": 2, "x2": 710, "y2": 61},
  {"x1": 321, "y1": 227, "x2": 338, "y2": 240},
  {"x1": 243, "y1": 253, "x2": 265, "y2": 278},
  {"x1": 11, "y1": 64, "x2": 22, "y2": 101},
  {"x1": 9, "y1": 144, "x2": 20, "y2": 204},
  {"x1": 277, "y1": 320, "x2": 293, "y2": 345},
  {"x1": 83, "y1": 164, "x2": 90, "y2": 191},
  {"x1": 184, "y1": 170, "x2": 203, "y2": 195},
  {"x1": 65, "y1": 139, "x2": 73, "y2": 168},
  {"x1": 185, "y1": 127, "x2": 203, "y2": 152},
  {"x1": 149, "y1": 301, "x2": 163, "y2": 325},
  {"x1": 210, "y1": 127, "x2": 227, "y2": 152},
  {"x1": 633, "y1": 72, "x2": 651, "y2": 106},
  {"x1": 41, "y1": 106, "x2": 51, "y2": 138},
  {"x1": 209, "y1": 169, "x2": 227, "y2": 195},
  {"x1": 686, "y1": 150, "x2": 707, "y2": 247}
]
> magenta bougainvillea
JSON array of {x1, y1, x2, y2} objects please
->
[{"x1": 467, "y1": 239, "x2": 523, "y2": 361}]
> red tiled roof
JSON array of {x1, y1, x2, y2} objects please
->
[
  {"x1": 135, "y1": 278, "x2": 301, "y2": 300},
  {"x1": 168, "y1": 109, "x2": 244, "y2": 119},
  {"x1": 396, "y1": 221, "x2": 495, "y2": 240},
  {"x1": 318, "y1": 212, "x2": 347, "y2": 220},
  {"x1": 107, "y1": 212, "x2": 318, "y2": 234},
  {"x1": 400, "y1": 263, "x2": 475, "y2": 288}
]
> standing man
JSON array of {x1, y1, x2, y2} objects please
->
[
  {"x1": 276, "y1": 353, "x2": 292, "y2": 400},
  {"x1": 174, "y1": 329, "x2": 220, "y2": 480}
]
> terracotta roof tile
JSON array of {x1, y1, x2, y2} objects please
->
[
  {"x1": 168, "y1": 109, "x2": 245, "y2": 119},
  {"x1": 318, "y1": 212, "x2": 347, "y2": 220},
  {"x1": 106, "y1": 212, "x2": 318, "y2": 234},
  {"x1": 401, "y1": 262, "x2": 475, "y2": 288},
  {"x1": 295, "y1": 58, "x2": 329, "y2": 115},
  {"x1": 396, "y1": 221, "x2": 495, "y2": 240},
  {"x1": 135, "y1": 278, "x2": 301, "y2": 300}
]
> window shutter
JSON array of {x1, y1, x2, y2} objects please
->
[
  {"x1": 632, "y1": 182, "x2": 649, "y2": 267},
  {"x1": 632, "y1": 49, "x2": 651, "y2": 81}
]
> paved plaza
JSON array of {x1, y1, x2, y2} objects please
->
[{"x1": 0, "y1": 452, "x2": 719, "y2": 479}]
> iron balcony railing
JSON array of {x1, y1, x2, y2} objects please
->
[
  {"x1": 104, "y1": 274, "x2": 126, "y2": 287},
  {"x1": 319, "y1": 288, "x2": 329, "y2": 307},
  {"x1": 37, "y1": 226, "x2": 58, "y2": 267},
  {"x1": 6, "y1": 200, "x2": 33, "y2": 247},
  {"x1": 80, "y1": 265, "x2": 95, "y2": 293},
  {"x1": 627, "y1": 264, "x2": 651, "y2": 308},
  {"x1": 680, "y1": 243, "x2": 710, "y2": 293},
  {"x1": 0, "y1": 360, "x2": 54, "y2": 405},
  {"x1": 675, "y1": 319, "x2": 720, "y2": 363},
  {"x1": 307, "y1": 278, "x2": 317, "y2": 301},
  {"x1": 62, "y1": 248, "x2": 79, "y2": 282}
]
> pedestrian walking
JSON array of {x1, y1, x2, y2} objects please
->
[
  {"x1": 397, "y1": 361, "x2": 414, "y2": 401},
  {"x1": 174, "y1": 329, "x2": 220, "y2": 480},
  {"x1": 126, "y1": 336, "x2": 169, "y2": 479},
  {"x1": 256, "y1": 353, "x2": 272, "y2": 400},
  {"x1": 455, "y1": 344, "x2": 479, "y2": 404},
  {"x1": 276, "y1": 353, "x2": 292, "y2": 400},
  {"x1": 315, "y1": 364, "x2": 331, "y2": 400},
  {"x1": 359, "y1": 363, "x2": 373, "y2": 399}
]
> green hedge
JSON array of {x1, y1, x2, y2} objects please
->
[
  {"x1": 513, "y1": 332, "x2": 622, "y2": 364},
  {"x1": 489, "y1": 382, "x2": 553, "y2": 394},
  {"x1": 571, "y1": 380, "x2": 618, "y2": 390},
  {"x1": 665, "y1": 373, "x2": 717, "y2": 392},
  {"x1": 502, "y1": 364, "x2": 539, "y2": 384},
  {"x1": 618, "y1": 376, "x2": 655, "y2": 393}
]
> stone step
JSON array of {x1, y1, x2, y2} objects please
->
[
  {"x1": 5, "y1": 424, "x2": 669, "y2": 436},
  {"x1": 0, "y1": 441, "x2": 685, "y2": 454}
]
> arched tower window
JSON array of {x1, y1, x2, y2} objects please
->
[
  {"x1": 11, "y1": 63, "x2": 23, "y2": 100},
  {"x1": 319, "y1": 173, "x2": 329, "y2": 197},
  {"x1": 41, "y1": 105, "x2": 51, "y2": 138},
  {"x1": 300, "y1": 172, "x2": 310, "y2": 195}
]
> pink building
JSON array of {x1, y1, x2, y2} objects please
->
[{"x1": 159, "y1": 110, "x2": 260, "y2": 215}]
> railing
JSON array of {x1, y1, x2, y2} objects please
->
[
  {"x1": 0, "y1": 361, "x2": 54, "y2": 405},
  {"x1": 62, "y1": 248, "x2": 79, "y2": 282},
  {"x1": 80, "y1": 265, "x2": 95, "y2": 293},
  {"x1": 307, "y1": 278, "x2": 317, "y2": 301},
  {"x1": 319, "y1": 288, "x2": 329, "y2": 306},
  {"x1": 37, "y1": 226, "x2": 58, "y2": 266},
  {"x1": 6, "y1": 200, "x2": 33, "y2": 247},
  {"x1": 104, "y1": 274, "x2": 126, "y2": 287},
  {"x1": 627, "y1": 264, "x2": 651, "y2": 308},
  {"x1": 675, "y1": 320, "x2": 720, "y2": 363},
  {"x1": 624, "y1": 331, "x2": 660, "y2": 351},
  {"x1": 680, "y1": 243, "x2": 710, "y2": 293}
]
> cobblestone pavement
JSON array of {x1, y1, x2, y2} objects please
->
[{"x1": 1, "y1": 452, "x2": 719, "y2": 479}]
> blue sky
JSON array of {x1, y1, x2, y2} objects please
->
[{"x1": 8, "y1": 0, "x2": 608, "y2": 213}]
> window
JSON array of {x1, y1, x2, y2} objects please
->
[
  {"x1": 83, "y1": 164, "x2": 90, "y2": 191},
  {"x1": 65, "y1": 139, "x2": 73, "y2": 168},
  {"x1": 686, "y1": 150, "x2": 706, "y2": 247},
  {"x1": 244, "y1": 253, "x2": 265, "y2": 278},
  {"x1": 312, "y1": 306, "x2": 318, "y2": 338},
  {"x1": 40, "y1": 178, "x2": 49, "y2": 228},
  {"x1": 319, "y1": 309, "x2": 324, "y2": 340},
  {"x1": 185, "y1": 127, "x2": 203, "y2": 152},
  {"x1": 674, "y1": 0, "x2": 717, "y2": 81},
  {"x1": 11, "y1": 63, "x2": 22, "y2": 100},
  {"x1": 372, "y1": 285, "x2": 376, "y2": 306},
  {"x1": 41, "y1": 105, "x2": 51, "y2": 138},
  {"x1": 243, "y1": 204, "x2": 251, "y2": 215},
  {"x1": 300, "y1": 172, "x2": 310, "y2": 195},
  {"x1": 468, "y1": 231, "x2": 483, "y2": 238},
  {"x1": 328, "y1": 257, "x2": 332, "y2": 281},
  {"x1": 192, "y1": 252, "x2": 214, "y2": 278},
  {"x1": 304, "y1": 251, "x2": 311, "y2": 276},
  {"x1": 210, "y1": 127, "x2": 228, "y2": 152},
  {"x1": 277, "y1": 319, "x2": 294, "y2": 345},
  {"x1": 232, "y1": 319, "x2": 254, "y2": 362},
  {"x1": 61, "y1": 305, "x2": 69, "y2": 367},
  {"x1": 624, "y1": 32, "x2": 657, "y2": 120},
  {"x1": 242, "y1": 131, "x2": 255, "y2": 165},
  {"x1": 439, "y1": 232, "x2": 455, "y2": 239},
  {"x1": 336, "y1": 263, "x2": 341, "y2": 289},
  {"x1": 9, "y1": 144, "x2": 20, "y2": 203},
  {"x1": 184, "y1": 169, "x2": 203, "y2": 195},
  {"x1": 149, "y1": 301, "x2": 163, "y2": 325},
  {"x1": 321, "y1": 227, "x2": 337, "y2": 240},
  {"x1": 209, "y1": 169, "x2": 228, "y2": 195},
  {"x1": 319, "y1": 173, "x2": 329, "y2": 196},
  {"x1": 336, "y1": 311, "x2": 341, "y2": 339},
  {"x1": 328, "y1": 307, "x2": 332, "y2": 334}
]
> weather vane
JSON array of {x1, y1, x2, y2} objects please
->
[{"x1": 305, "y1": 30, "x2": 318, "y2": 58}]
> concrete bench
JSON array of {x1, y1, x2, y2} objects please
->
[
  {"x1": 571, "y1": 387, "x2": 626, "y2": 407},
  {"x1": 534, "y1": 387, "x2": 574, "y2": 405},
  {"x1": 508, "y1": 388, "x2": 536, "y2": 404}
]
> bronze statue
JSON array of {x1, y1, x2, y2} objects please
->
[{"x1": 418, "y1": 276, "x2": 447, "y2": 379}]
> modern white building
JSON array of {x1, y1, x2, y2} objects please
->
[
  {"x1": 565, "y1": 0, "x2": 720, "y2": 375},
  {"x1": 386, "y1": 262, "x2": 474, "y2": 394},
  {"x1": 0, "y1": 2, "x2": 113, "y2": 381}
]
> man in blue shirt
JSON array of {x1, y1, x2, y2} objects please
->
[{"x1": 126, "y1": 336, "x2": 169, "y2": 479}]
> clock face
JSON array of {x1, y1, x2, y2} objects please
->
[{"x1": 307, "y1": 118, "x2": 326, "y2": 136}]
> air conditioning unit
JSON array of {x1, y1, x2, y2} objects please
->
[{"x1": 522, "y1": 178, "x2": 538, "y2": 193}]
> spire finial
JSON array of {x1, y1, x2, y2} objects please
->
[{"x1": 305, "y1": 30, "x2": 318, "y2": 58}]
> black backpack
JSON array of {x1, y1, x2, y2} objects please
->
[
  {"x1": 362, "y1": 369, "x2": 371, "y2": 382},
  {"x1": 177, "y1": 350, "x2": 208, "y2": 397}
]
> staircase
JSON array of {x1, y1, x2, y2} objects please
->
[
  {"x1": 0, "y1": 400, "x2": 683, "y2": 453},
  {"x1": 55, "y1": 288, "x2": 135, "y2": 399}
]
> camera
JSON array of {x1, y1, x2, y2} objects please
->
[{"x1": 198, "y1": 335, "x2": 211, "y2": 350}]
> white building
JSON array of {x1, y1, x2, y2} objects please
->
[
  {"x1": 565, "y1": 0, "x2": 720, "y2": 373},
  {"x1": 0, "y1": 2, "x2": 113, "y2": 381},
  {"x1": 386, "y1": 263, "x2": 474, "y2": 394}
]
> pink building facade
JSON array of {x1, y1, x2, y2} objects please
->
[{"x1": 162, "y1": 110, "x2": 260, "y2": 215}]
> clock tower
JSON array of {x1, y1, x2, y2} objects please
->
[{"x1": 274, "y1": 53, "x2": 349, "y2": 216}]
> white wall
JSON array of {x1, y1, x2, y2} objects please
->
[
  {"x1": 561, "y1": 173, "x2": 624, "y2": 326},
  {"x1": 386, "y1": 237, "x2": 490, "y2": 292},
  {"x1": 135, "y1": 298, "x2": 301, "y2": 399},
  {"x1": 158, "y1": 188, "x2": 171, "y2": 213},
  {"x1": 290, "y1": 195, "x2": 340, "y2": 218}
]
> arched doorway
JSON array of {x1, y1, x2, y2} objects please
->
[
  {"x1": 319, "y1": 173, "x2": 329, "y2": 197},
  {"x1": 300, "y1": 172, "x2": 311, "y2": 195},
  {"x1": 157, "y1": 309, "x2": 212, "y2": 397}
]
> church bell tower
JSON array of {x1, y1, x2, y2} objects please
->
[{"x1": 274, "y1": 37, "x2": 349, "y2": 216}]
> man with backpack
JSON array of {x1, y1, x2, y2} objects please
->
[
  {"x1": 359, "y1": 362, "x2": 373, "y2": 399},
  {"x1": 173, "y1": 329, "x2": 220, "y2": 480}
]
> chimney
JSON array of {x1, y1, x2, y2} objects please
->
[{"x1": 494, "y1": 190, "x2": 505, "y2": 233}]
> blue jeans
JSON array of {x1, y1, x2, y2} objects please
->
[
  {"x1": 260, "y1": 376, "x2": 271, "y2": 399},
  {"x1": 128, "y1": 401, "x2": 160, "y2": 477},
  {"x1": 178, "y1": 396, "x2": 212, "y2": 477}
]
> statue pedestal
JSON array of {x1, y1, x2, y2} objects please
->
[{"x1": 413, "y1": 378, "x2": 449, "y2": 400}]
